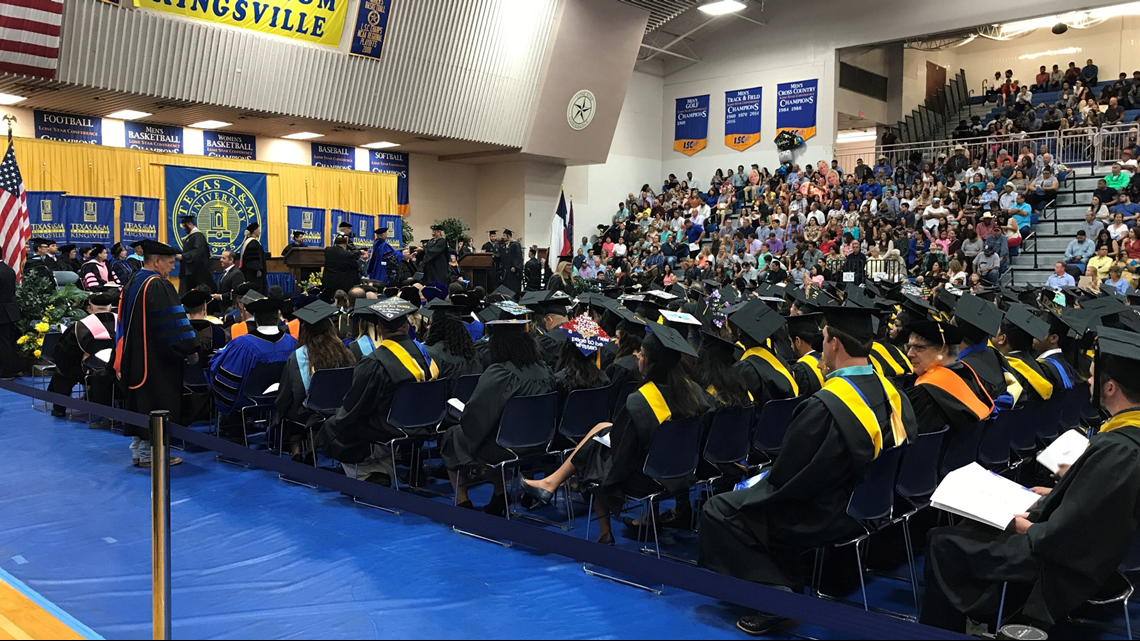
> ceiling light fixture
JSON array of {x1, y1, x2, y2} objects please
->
[
  {"x1": 282, "y1": 131, "x2": 323, "y2": 140},
  {"x1": 1018, "y1": 46, "x2": 1081, "y2": 61},
  {"x1": 188, "y1": 120, "x2": 232, "y2": 129},
  {"x1": 361, "y1": 141, "x2": 400, "y2": 149},
  {"x1": 698, "y1": 0, "x2": 746, "y2": 16},
  {"x1": 0, "y1": 93, "x2": 26, "y2": 106},
  {"x1": 106, "y1": 109, "x2": 152, "y2": 120}
]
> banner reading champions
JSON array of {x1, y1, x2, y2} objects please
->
[
  {"x1": 724, "y1": 87, "x2": 762, "y2": 152},
  {"x1": 119, "y1": 196, "x2": 160, "y2": 245},
  {"x1": 62, "y1": 196, "x2": 115, "y2": 246},
  {"x1": 286, "y1": 206, "x2": 326, "y2": 247},
  {"x1": 125, "y1": 122, "x2": 183, "y2": 154},
  {"x1": 134, "y1": 0, "x2": 347, "y2": 47},
  {"x1": 674, "y1": 95, "x2": 709, "y2": 156},
  {"x1": 34, "y1": 111, "x2": 101, "y2": 145},
  {"x1": 311, "y1": 143, "x2": 355, "y2": 170},
  {"x1": 27, "y1": 191, "x2": 67, "y2": 243},
  {"x1": 203, "y1": 131, "x2": 257, "y2": 160},
  {"x1": 369, "y1": 150, "x2": 409, "y2": 215},
  {"x1": 165, "y1": 166, "x2": 268, "y2": 258},
  {"x1": 776, "y1": 79, "x2": 818, "y2": 141}
]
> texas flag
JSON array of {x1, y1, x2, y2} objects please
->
[{"x1": 548, "y1": 188, "x2": 572, "y2": 269}]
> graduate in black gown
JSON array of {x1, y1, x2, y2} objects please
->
[
  {"x1": 698, "y1": 305, "x2": 916, "y2": 636},
  {"x1": 902, "y1": 320, "x2": 994, "y2": 435},
  {"x1": 788, "y1": 313, "x2": 825, "y2": 398},
  {"x1": 322, "y1": 235, "x2": 362, "y2": 297},
  {"x1": 922, "y1": 327, "x2": 1140, "y2": 633},
  {"x1": 317, "y1": 296, "x2": 440, "y2": 484},
  {"x1": 276, "y1": 301, "x2": 356, "y2": 462},
  {"x1": 182, "y1": 289, "x2": 228, "y2": 424},
  {"x1": 1033, "y1": 309, "x2": 1082, "y2": 395},
  {"x1": 501, "y1": 228, "x2": 524, "y2": 293},
  {"x1": 48, "y1": 288, "x2": 117, "y2": 418},
  {"x1": 114, "y1": 240, "x2": 198, "y2": 467},
  {"x1": 603, "y1": 307, "x2": 646, "y2": 406},
  {"x1": 953, "y1": 293, "x2": 1018, "y2": 408},
  {"x1": 552, "y1": 313, "x2": 611, "y2": 408},
  {"x1": 522, "y1": 290, "x2": 571, "y2": 368},
  {"x1": 994, "y1": 304, "x2": 1056, "y2": 405},
  {"x1": 519, "y1": 323, "x2": 709, "y2": 544},
  {"x1": 422, "y1": 297, "x2": 484, "y2": 384},
  {"x1": 440, "y1": 316, "x2": 555, "y2": 515},
  {"x1": 730, "y1": 301, "x2": 799, "y2": 402},
  {"x1": 237, "y1": 222, "x2": 266, "y2": 293},
  {"x1": 421, "y1": 224, "x2": 450, "y2": 284}
]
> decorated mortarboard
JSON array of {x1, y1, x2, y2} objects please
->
[
  {"x1": 729, "y1": 301, "x2": 787, "y2": 344},
  {"x1": 1003, "y1": 303, "x2": 1050, "y2": 340},
  {"x1": 293, "y1": 300, "x2": 339, "y2": 326},
  {"x1": 559, "y1": 313, "x2": 612, "y2": 356},
  {"x1": 367, "y1": 296, "x2": 419, "y2": 323},
  {"x1": 140, "y1": 239, "x2": 178, "y2": 256},
  {"x1": 644, "y1": 322, "x2": 698, "y2": 358},
  {"x1": 954, "y1": 293, "x2": 1003, "y2": 337},
  {"x1": 820, "y1": 305, "x2": 877, "y2": 344},
  {"x1": 180, "y1": 290, "x2": 211, "y2": 309},
  {"x1": 646, "y1": 289, "x2": 679, "y2": 302},
  {"x1": 903, "y1": 320, "x2": 962, "y2": 348},
  {"x1": 658, "y1": 309, "x2": 701, "y2": 326},
  {"x1": 492, "y1": 300, "x2": 530, "y2": 317}
]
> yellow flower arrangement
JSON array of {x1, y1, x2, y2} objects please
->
[
  {"x1": 34, "y1": 321, "x2": 49, "y2": 333},
  {"x1": 16, "y1": 335, "x2": 27, "y2": 345},
  {"x1": 33, "y1": 349, "x2": 41, "y2": 358}
]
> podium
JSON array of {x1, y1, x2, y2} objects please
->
[
  {"x1": 281, "y1": 246, "x2": 325, "y2": 283},
  {"x1": 459, "y1": 252, "x2": 495, "y2": 289}
]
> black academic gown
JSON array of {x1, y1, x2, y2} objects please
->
[
  {"x1": 699, "y1": 370, "x2": 916, "y2": 590},
  {"x1": 316, "y1": 335, "x2": 436, "y2": 464},
  {"x1": 1037, "y1": 350, "x2": 1080, "y2": 395},
  {"x1": 238, "y1": 237, "x2": 266, "y2": 293},
  {"x1": 48, "y1": 312, "x2": 116, "y2": 409},
  {"x1": 1005, "y1": 350, "x2": 1055, "y2": 404},
  {"x1": 25, "y1": 254, "x2": 57, "y2": 281},
  {"x1": 922, "y1": 423, "x2": 1140, "y2": 632},
  {"x1": 482, "y1": 240, "x2": 502, "y2": 289},
  {"x1": 422, "y1": 238, "x2": 450, "y2": 284},
  {"x1": 605, "y1": 353, "x2": 641, "y2": 399},
  {"x1": 323, "y1": 245, "x2": 362, "y2": 295},
  {"x1": 179, "y1": 229, "x2": 215, "y2": 294},
  {"x1": 184, "y1": 318, "x2": 226, "y2": 422},
  {"x1": 959, "y1": 343, "x2": 1009, "y2": 400},
  {"x1": 599, "y1": 340, "x2": 618, "y2": 372},
  {"x1": 870, "y1": 341, "x2": 913, "y2": 377},
  {"x1": 735, "y1": 347, "x2": 798, "y2": 404},
  {"x1": 502, "y1": 241, "x2": 524, "y2": 292},
  {"x1": 524, "y1": 257, "x2": 544, "y2": 291},
  {"x1": 426, "y1": 342, "x2": 484, "y2": 384},
  {"x1": 439, "y1": 361, "x2": 555, "y2": 469},
  {"x1": 115, "y1": 271, "x2": 198, "y2": 432},
  {"x1": 906, "y1": 362, "x2": 993, "y2": 434},
  {"x1": 533, "y1": 327, "x2": 565, "y2": 369},
  {"x1": 791, "y1": 351, "x2": 825, "y2": 398}
]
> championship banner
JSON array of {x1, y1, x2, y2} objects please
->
[
  {"x1": 776, "y1": 79, "x2": 818, "y2": 141},
  {"x1": 124, "y1": 122, "x2": 183, "y2": 154},
  {"x1": 33, "y1": 110, "x2": 101, "y2": 145},
  {"x1": 61, "y1": 196, "x2": 114, "y2": 247},
  {"x1": 26, "y1": 191, "x2": 67, "y2": 243},
  {"x1": 350, "y1": 212, "x2": 375, "y2": 242},
  {"x1": 725, "y1": 86, "x2": 762, "y2": 152},
  {"x1": 286, "y1": 206, "x2": 326, "y2": 248},
  {"x1": 203, "y1": 131, "x2": 256, "y2": 160},
  {"x1": 376, "y1": 214, "x2": 403, "y2": 248},
  {"x1": 674, "y1": 95, "x2": 709, "y2": 156},
  {"x1": 134, "y1": 0, "x2": 347, "y2": 48},
  {"x1": 349, "y1": 0, "x2": 394, "y2": 60},
  {"x1": 369, "y1": 150, "x2": 409, "y2": 215},
  {"x1": 311, "y1": 143, "x2": 355, "y2": 170},
  {"x1": 119, "y1": 196, "x2": 160, "y2": 244},
  {"x1": 165, "y1": 166, "x2": 268, "y2": 258}
]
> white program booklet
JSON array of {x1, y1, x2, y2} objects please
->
[
  {"x1": 447, "y1": 398, "x2": 465, "y2": 413},
  {"x1": 1036, "y1": 429, "x2": 1089, "y2": 474},
  {"x1": 931, "y1": 463, "x2": 1041, "y2": 530}
]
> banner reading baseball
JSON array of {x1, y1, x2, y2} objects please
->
[
  {"x1": 724, "y1": 87, "x2": 762, "y2": 152},
  {"x1": 673, "y1": 95, "x2": 709, "y2": 156}
]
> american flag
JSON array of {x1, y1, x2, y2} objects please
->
[
  {"x1": 0, "y1": 131, "x2": 30, "y2": 280},
  {"x1": 0, "y1": 0, "x2": 64, "y2": 79}
]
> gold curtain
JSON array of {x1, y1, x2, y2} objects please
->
[{"x1": 16, "y1": 136, "x2": 399, "y2": 253}]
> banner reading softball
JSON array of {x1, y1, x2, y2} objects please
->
[
  {"x1": 134, "y1": 0, "x2": 347, "y2": 48},
  {"x1": 776, "y1": 79, "x2": 817, "y2": 141},
  {"x1": 165, "y1": 166, "x2": 268, "y2": 258},
  {"x1": 724, "y1": 87, "x2": 762, "y2": 151},
  {"x1": 674, "y1": 95, "x2": 709, "y2": 156}
]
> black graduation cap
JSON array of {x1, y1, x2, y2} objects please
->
[
  {"x1": 429, "y1": 224, "x2": 444, "y2": 231},
  {"x1": 1003, "y1": 303, "x2": 1050, "y2": 340},
  {"x1": 717, "y1": 287, "x2": 739, "y2": 305},
  {"x1": 1082, "y1": 295, "x2": 1129, "y2": 315},
  {"x1": 900, "y1": 293, "x2": 936, "y2": 321},
  {"x1": 700, "y1": 328, "x2": 738, "y2": 352},
  {"x1": 30, "y1": 237, "x2": 53, "y2": 249},
  {"x1": 244, "y1": 296, "x2": 280, "y2": 314},
  {"x1": 88, "y1": 289, "x2": 119, "y2": 307},
  {"x1": 245, "y1": 222, "x2": 260, "y2": 233},
  {"x1": 645, "y1": 323, "x2": 698, "y2": 358},
  {"x1": 140, "y1": 240, "x2": 178, "y2": 256},
  {"x1": 293, "y1": 300, "x2": 339, "y2": 326},
  {"x1": 180, "y1": 290, "x2": 210, "y2": 310},
  {"x1": 954, "y1": 293, "x2": 1003, "y2": 337},
  {"x1": 128, "y1": 240, "x2": 144, "y2": 249},
  {"x1": 1126, "y1": 289, "x2": 1140, "y2": 306},
  {"x1": 786, "y1": 312, "x2": 822, "y2": 340},
  {"x1": 338, "y1": 221, "x2": 352, "y2": 228},
  {"x1": 820, "y1": 305, "x2": 877, "y2": 344},
  {"x1": 375, "y1": 227, "x2": 389, "y2": 236},
  {"x1": 491, "y1": 284, "x2": 516, "y2": 299},
  {"x1": 1098, "y1": 326, "x2": 1140, "y2": 392},
  {"x1": 180, "y1": 215, "x2": 197, "y2": 224},
  {"x1": 842, "y1": 288, "x2": 877, "y2": 309},
  {"x1": 703, "y1": 279, "x2": 722, "y2": 291},
  {"x1": 351, "y1": 296, "x2": 381, "y2": 316},
  {"x1": 240, "y1": 289, "x2": 266, "y2": 306},
  {"x1": 475, "y1": 306, "x2": 500, "y2": 324},
  {"x1": 933, "y1": 287, "x2": 960, "y2": 315},
  {"x1": 58, "y1": 244, "x2": 76, "y2": 255},
  {"x1": 485, "y1": 318, "x2": 530, "y2": 332},
  {"x1": 903, "y1": 320, "x2": 962, "y2": 348},
  {"x1": 729, "y1": 301, "x2": 786, "y2": 344},
  {"x1": 615, "y1": 306, "x2": 648, "y2": 334},
  {"x1": 1046, "y1": 308, "x2": 1084, "y2": 338}
]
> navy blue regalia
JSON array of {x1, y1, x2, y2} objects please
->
[
  {"x1": 207, "y1": 327, "x2": 297, "y2": 416},
  {"x1": 366, "y1": 236, "x2": 401, "y2": 285}
]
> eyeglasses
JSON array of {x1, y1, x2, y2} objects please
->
[{"x1": 906, "y1": 342, "x2": 937, "y2": 352}]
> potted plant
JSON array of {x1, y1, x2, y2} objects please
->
[
  {"x1": 433, "y1": 218, "x2": 470, "y2": 250},
  {"x1": 15, "y1": 271, "x2": 89, "y2": 370}
]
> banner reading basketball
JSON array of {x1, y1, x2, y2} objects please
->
[
  {"x1": 165, "y1": 166, "x2": 267, "y2": 258},
  {"x1": 674, "y1": 95, "x2": 709, "y2": 156},
  {"x1": 776, "y1": 79, "x2": 817, "y2": 141},
  {"x1": 724, "y1": 87, "x2": 762, "y2": 151}
]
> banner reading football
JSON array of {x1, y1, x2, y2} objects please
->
[
  {"x1": 369, "y1": 150, "x2": 409, "y2": 215},
  {"x1": 724, "y1": 87, "x2": 762, "y2": 151},
  {"x1": 119, "y1": 196, "x2": 160, "y2": 244},
  {"x1": 27, "y1": 192, "x2": 67, "y2": 243},
  {"x1": 62, "y1": 196, "x2": 115, "y2": 246},
  {"x1": 286, "y1": 206, "x2": 326, "y2": 248},
  {"x1": 165, "y1": 166, "x2": 268, "y2": 258},
  {"x1": 674, "y1": 95, "x2": 709, "y2": 156},
  {"x1": 776, "y1": 79, "x2": 817, "y2": 141},
  {"x1": 134, "y1": 0, "x2": 347, "y2": 48}
]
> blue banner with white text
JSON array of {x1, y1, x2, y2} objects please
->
[
  {"x1": 34, "y1": 111, "x2": 101, "y2": 145},
  {"x1": 124, "y1": 122, "x2": 183, "y2": 153},
  {"x1": 311, "y1": 143, "x2": 355, "y2": 169},
  {"x1": 376, "y1": 214, "x2": 403, "y2": 248},
  {"x1": 674, "y1": 95, "x2": 709, "y2": 156},
  {"x1": 27, "y1": 191, "x2": 67, "y2": 244},
  {"x1": 349, "y1": 0, "x2": 394, "y2": 60},
  {"x1": 203, "y1": 131, "x2": 256, "y2": 160},
  {"x1": 62, "y1": 196, "x2": 114, "y2": 246},
  {"x1": 724, "y1": 86, "x2": 762, "y2": 151},
  {"x1": 776, "y1": 79, "x2": 818, "y2": 141},
  {"x1": 331, "y1": 209, "x2": 351, "y2": 237},
  {"x1": 350, "y1": 212, "x2": 375, "y2": 242},
  {"x1": 119, "y1": 196, "x2": 160, "y2": 245},
  {"x1": 165, "y1": 166, "x2": 268, "y2": 258},
  {"x1": 286, "y1": 206, "x2": 326, "y2": 248},
  {"x1": 369, "y1": 150, "x2": 409, "y2": 215}
]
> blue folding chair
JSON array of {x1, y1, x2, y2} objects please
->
[
  {"x1": 279, "y1": 366, "x2": 354, "y2": 486},
  {"x1": 698, "y1": 405, "x2": 755, "y2": 504},
  {"x1": 751, "y1": 397, "x2": 801, "y2": 464},
  {"x1": 978, "y1": 410, "x2": 1019, "y2": 471},
  {"x1": 452, "y1": 373, "x2": 481, "y2": 404},
  {"x1": 939, "y1": 419, "x2": 986, "y2": 479},
  {"x1": 891, "y1": 425, "x2": 949, "y2": 616},
  {"x1": 535, "y1": 385, "x2": 614, "y2": 530}
]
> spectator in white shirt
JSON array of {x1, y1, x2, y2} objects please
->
[
  {"x1": 922, "y1": 197, "x2": 948, "y2": 232},
  {"x1": 613, "y1": 238, "x2": 628, "y2": 258}
]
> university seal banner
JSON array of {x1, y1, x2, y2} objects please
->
[
  {"x1": 776, "y1": 79, "x2": 818, "y2": 141},
  {"x1": 34, "y1": 110, "x2": 101, "y2": 145},
  {"x1": 134, "y1": 0, "x2": 347, "y2": 48},
  {"x1": 203, "y1": 131, "x2": 256, "y2": 160},
  {"x1": 369, "y1": 150, "x2": 408, "y2": 215},
  {"x1": 674, "y1": 95, "x2": 709, "y2": 156},
  {"x1": 125, "y1": 122, "x2": 183, "y2": 154},
  {"x1": 165, "y1": 166, "x2": 268, "y2": 258},
  {"x1": 27, "y1": 191, "x2": 67, "y2": 243},
  {"x1": 286, "y1": 206, "x2": 326, "y2": 248},
  {"x1": 724, "y1": 87, "x2": 762, "y2": 152},
  {"x1": 62, "y1": 196, "x2": 115, "y2": 246},
  {"x1": 119, "y1": 196, "x2": 160, "y2": 245},
  {"x1": 349, "y1": 0, "x2": 394, "y2": 60}
]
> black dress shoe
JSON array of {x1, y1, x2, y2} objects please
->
[
  {"x1": 364, "y1": 472, "x2": 392, "y2": 487},
  {"x1": 50, "y1": 407, "x2": 66, "y2": 418},
  {"x1": 519, "y1": 480, "x2": 555, "y2": 505},
  {"x1": 483, "y1": 492, "x2": 507, "y2": 517},
  {"x1": 621, "y1": 516, "x2": 657, "y2": 541},
  {"x1": 456, "y1": 499, "x2": 475, "y2": 510},
  {"x1": 596, "y1": 532, "x2": 615, "y2": 546},
  {"x1": 736, "y1": 613, "x2": 787, "y2": 636},
  {"x1": 657, "y1": 507, "x2": 694, "y2": 530}
]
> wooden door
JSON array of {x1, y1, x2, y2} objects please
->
[{"x1": 926, "y1": 61, "x2": 947, "y2": 99}]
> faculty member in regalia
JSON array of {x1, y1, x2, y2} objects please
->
[
  {"x1": 366, "y1": 226, "x2": 401, "y2": 285},
  {"x1": 177, "y1": 214, "x2": 215, "y2": 295},
  {"x1": 208, "y1": 295, "x2": 297, "y2": 424},
  {"x1": 237, "y1": 222, "x2": 266, "y2": 293},
  {"x1": 49, "y1": 288, "x2": 118, "y2": 419},
  {"x1": 421, "y1": 224, "x2": 450, "y2": 284}
]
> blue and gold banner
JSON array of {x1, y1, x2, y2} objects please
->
[
  {"x1": 376, "y1": 214, "x2": 403, "y2": 248},
  {"x1": 350, "y1": 0, "x2": 394, "y2": 60},
  {"x1": 119, "y1": 196, "x2": 160, "y2": 245},
  {"x1": 286, "y1": 206, "x2": 326, "y2": 248},
  {"x1": 350, "y1": 212, "x2": 375, "y2": 242},
  {"x1": 27, "y1": 191, "x2": 67, "y2": 243},
  {"x1": 369, "y1": 150, "x2": 408, "y2": 215},
  {"x1": 165, "y1": 166, "x2": 268, "y2": 258},
  {"x1": 311, "y1": 143, "x2": 355, "y2": 170},
  {"x1": 674, "y1": 95, "x2": 708, "y2": 156},
  {"x1": 330, "y1": 208, "x2": 350, "y2": 235},
  {"x1": 34, "y1": 110, "x2": 101, "y2": 145},
  {"x1": 203, "y1": 131, "x2": 256, "y2": 160},
  {"x1": 776, "y1": 79, "x2": 818, "y2": 141},
  {"x1": 62, "y1": 196, "x2": 114, "y2": 247},
  {"x1": 134, "y1": 0, "x2": 347, "y2": 48},
  {"x1": 124, "y1": 122, "x2": 183, "y2": 154},
  {"x1": 725, "y1": 86, "x2": 762, "y2": 152}
]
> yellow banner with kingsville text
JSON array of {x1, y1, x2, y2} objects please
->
[{"x1": 134, "y1": 0, "x2": 347, "y2": 48}]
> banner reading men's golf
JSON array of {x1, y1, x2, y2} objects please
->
[
  {"x1": 62, "y1": 196, "x2": 114, "y2": 246},
  {"x1": 27, "y1": 191, "x2": 67, "y2": 243},
  {"x1": 775, "y1": 79, "x2": 818, "y2": 141},
  {"x1": 674, "y1": 95, "x2": 709, "y2": 156},
  {"x1": 286, "y1": 206, "x2": 327, "y2": 247},
  {"x1": 119, "y1": 196, "x2": 160, "y2": 245},
  {"x1": 165, "y1": 166, "x2": 268, "y2": 258},
  {"x1": 724, "y1": 87, "x2": 762, "y2": 151}
]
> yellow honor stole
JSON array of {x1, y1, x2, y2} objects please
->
[
  {"x1": 741, "y1": 346, "x2": 799, "y2": 396},
  {"x1": 380, "y1": 340, "x2": 440, "y2": 382},
  {"x1": 820, "y1": 370, "x2": 907, "y2": 458}
]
